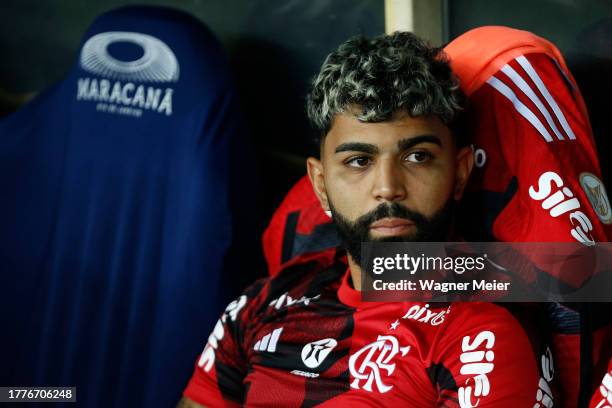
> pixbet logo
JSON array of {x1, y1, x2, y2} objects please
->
[
  {"x1": 401, "y1": 304, "x2": 450, "y2": 326},
  {"x1": 349, "y1": 335, "x2": 410, "y2": 394},
  {"x1": 197, "y1": 295, "x2": 247, "y2": 372},
  {"x1": 529, "y1": 171, "x2": 595, "y2": 245},
  {"x1": 458, "y1": 330, "x2": 496, "y2": 408}
]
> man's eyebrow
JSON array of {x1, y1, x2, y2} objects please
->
[
  {"x1": 334, "y1": 142, "x2": 379, "y2": 154},
  {"x1": 397, "y1": 135, "x2": 442, "y2": 150}
]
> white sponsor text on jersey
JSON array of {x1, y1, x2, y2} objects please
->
[{"x1": 458, "y1": 330, "x2": 496, "y2": 408}]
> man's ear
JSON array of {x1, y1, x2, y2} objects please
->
[
  {"x1": 454, "y1": 144, "x2": 475, "y2": 200},
  {"x1": 306, "y1": 157, "x2": 330, "y2": 212}
]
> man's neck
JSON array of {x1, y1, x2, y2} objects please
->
[{"x1": 347, "y1": 255, "x2": 362, "y2": 291}]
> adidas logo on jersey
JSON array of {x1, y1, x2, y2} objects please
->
[
  {"x1": 529, "y1": 171, "x2": 595, "y2": 245},
  {"x1": 487, "y1": 55, "x2": 576, "y2": 143},
  {"x1": 301, "y1": 338, "x2": 337, "y2": 369},
  {"x1": 269, "y1": 292, "x2": 320, "y2": 310},
  {"x1": 458, "y1": 330, "x2": 496, "y2": 408},
  {"x1": 253, "y1": 327, "x2": 283, "y2": 352}
]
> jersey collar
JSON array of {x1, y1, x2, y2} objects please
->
[{"x1": 337, "y1": 267, "x2": 366, "y2": 308}]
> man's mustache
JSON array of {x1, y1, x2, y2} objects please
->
[{"x1": 355, "y1": 202, "x2": 427, "y2": 228}]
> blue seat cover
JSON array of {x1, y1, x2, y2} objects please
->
[{"x1": 0, "y1": 6, "x2": 249, "y2": 407}]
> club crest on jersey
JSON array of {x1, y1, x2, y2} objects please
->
[
  {"x1": 76, "y1": 31, "x2": 178, "y2": 118},
  {"x1": 458, "y1": 330, "x2": 496, "y2": 408},
  {"x1": 301, "y1": 338, "x2": 337, "y2": 369},
  {"x1": 529, "y1": 171, "x2": 595, "y2": 245},
  {"x1": 580, "y1": 173, "x2": 612, "y2": 225},
  {"x1": 349, "y1": 335, "x2": 410, "y2": 394}
]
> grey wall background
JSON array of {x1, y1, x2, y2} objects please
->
[{"x1": 449, "y1": 0, "x2": 612, "y2": 52}]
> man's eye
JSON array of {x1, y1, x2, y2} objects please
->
[
  {"x1": 405, "y1": 151, "x2": 432, "y2": 163},
  {"x1": 346, "y1": 156, "x2": 371, "y2": 168}
]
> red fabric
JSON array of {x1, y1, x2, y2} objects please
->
[
  {"x1": 445, "y1": 26, "x2": 610, "y2": 246},
  {"x1": 184, "y1": 261, "x2": 549, "y2": 407},
  {"x1": 550, "y1": 333, "x2": 581, "y2": 406},
  {"x1": 262, "y1": 175, "x2": 333, "y2": 276},
  {"x1": 444, "y1": 26, "x2": 612, "y2": 408}
]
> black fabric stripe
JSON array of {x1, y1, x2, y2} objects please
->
[
  {"x1": 578, "y1": 303, "x2": 593, "y2": 408},
  {"x1": 292, "y1": 222, "x2": 339, "y2": 259},
  {"x1": 281, "y1": 211, "x2": 300, "y2": 264}
]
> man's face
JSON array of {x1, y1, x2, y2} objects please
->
[{"x1": 307, "y1": 110, "x2": 473, "y2": 264}]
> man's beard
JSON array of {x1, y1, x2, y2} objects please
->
[{"x1": 330, "y1": 199, "x2": 455, "y2": 268}]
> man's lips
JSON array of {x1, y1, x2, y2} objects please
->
[{"x1": 369, "y1": 218, "x2": 415, "y2": 235}]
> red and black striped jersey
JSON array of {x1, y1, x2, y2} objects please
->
[{"x1": 184, "y1": 256, "x2": 556, "y2": 407}]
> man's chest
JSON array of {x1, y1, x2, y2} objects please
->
[{"x1": 240, "y1": 296, "x2": 440, "y2": 407}]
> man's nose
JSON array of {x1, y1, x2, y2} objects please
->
[{"x1": 372, "y1": 158, "x2": 407, "y2": 202}]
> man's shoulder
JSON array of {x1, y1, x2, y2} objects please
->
[{"x1": 238, "y1": 257, "x2": 346, "y2": 314}]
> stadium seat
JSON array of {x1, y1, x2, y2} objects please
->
[{"x1": 0, "y1": 6, "x2": 251, "y2": 407}]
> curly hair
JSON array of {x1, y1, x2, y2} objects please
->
[{"x1": 306, "y1": 31, "x2": 465, "y2": 145}]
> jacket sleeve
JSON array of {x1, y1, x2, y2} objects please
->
[{"x1": 464, "y1": 52, "x2": 611, "y2": 246}]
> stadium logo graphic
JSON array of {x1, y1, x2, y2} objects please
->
[
  {"x1": 253, "y1": 327, "x2": 283, "y2": 353},
  {"x1": 349, "y1": 335, "x2": 410, "y2": 394},
  {"x1": 80, "y1": 31, "x2": 179, "y2": 81},
  {"x1": 529, "y1": 171, "x2": 595, "y2": 245},
  {"x1": 301, "y1": 338, "x2": 337, "y2": 369},
  {"x1": 580, "y1": 173, "x2": 612, "y2": 225},
  {"x1": 401, "y1": 303, "x2": 450, "y2": 326},
  {"x1": 458, "y1": 330, "x2": 496, "y2": 408},
  {"x1": 534, "y1": 347, "x2": 554, "y2": 408},
  {"x1": 76, "y1": 31, "x2": 178, "y2": 117}
]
